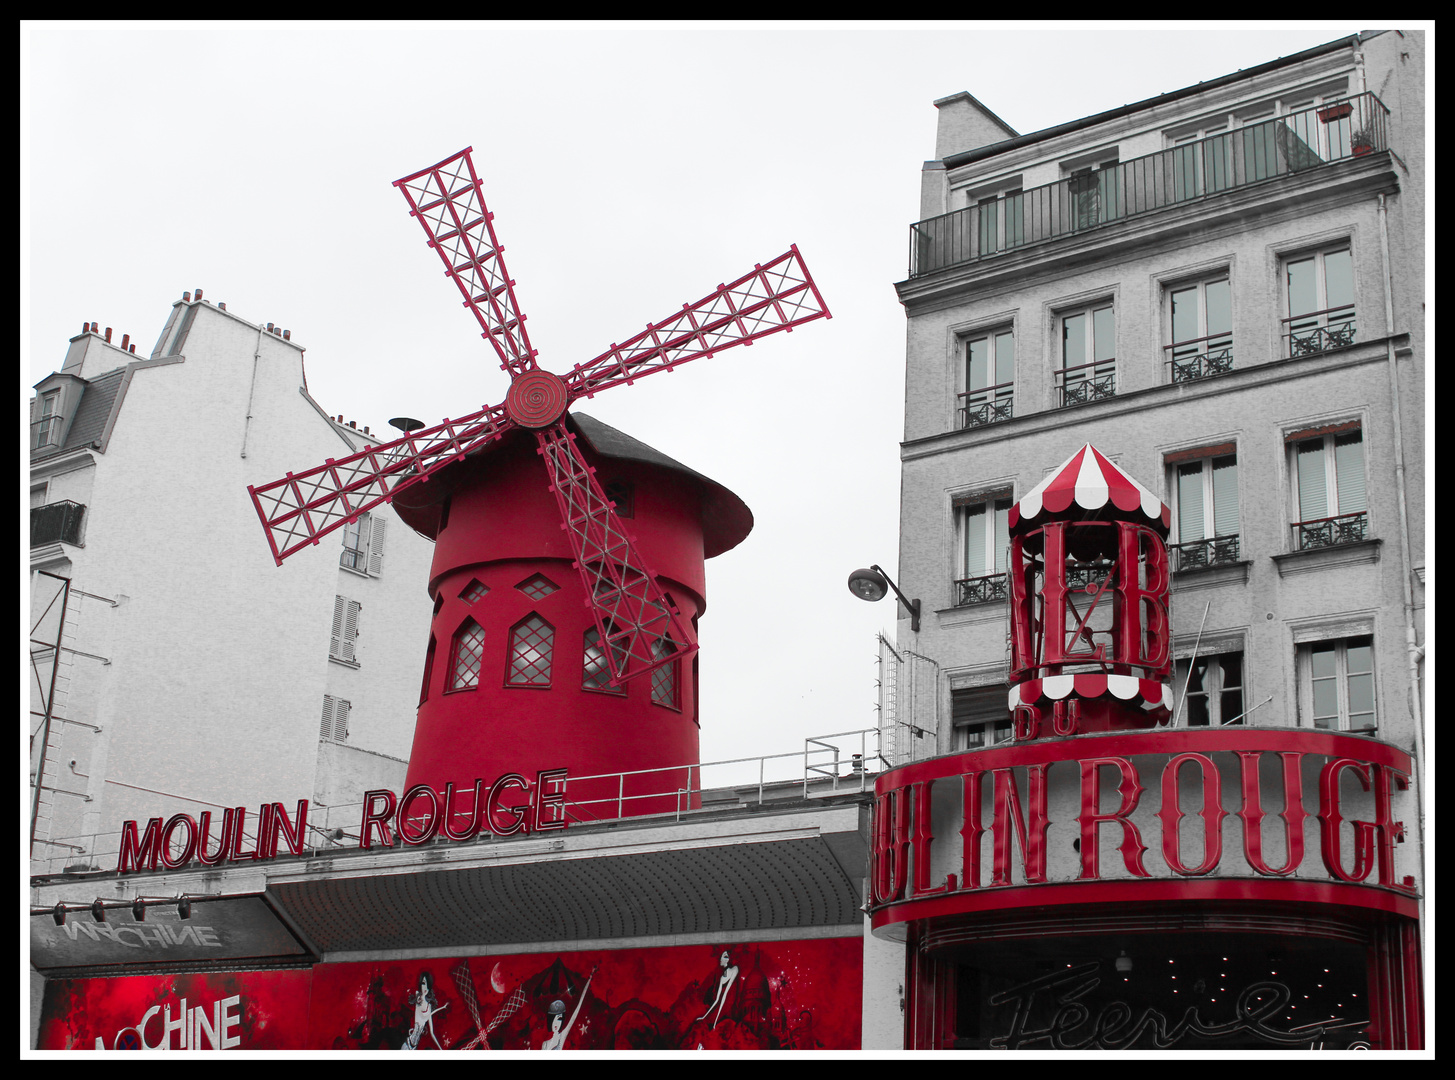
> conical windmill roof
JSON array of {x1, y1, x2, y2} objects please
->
[{"x1": 1008, "y1": 444, "x2": 1170, "y2": 534}]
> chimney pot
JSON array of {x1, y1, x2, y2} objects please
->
[
  {"x1": 121, "y1": 334, "x2": 130, "y2": 349},
  {"x1": 364, "y1": 426, "x2": 370, "y2": 435},
  {"x1": 283, "y1": 330, "x2": 291, "y2": 340},
  {"x1": 183, "y1": 292, "x2": 191, "y2": 302},
  {"x1": 218, "y1": 302, "x2": 226, "y2": 311},
  {"x1": 81, "y1": 322, "x2": 88, "y2": 334},
  {"x1": 90, "y1": 322, "x2": 98, "y2": 333},
  {"x1": 195, "y1": 288, "x2": 203, "y2": 300},
  {"x1": 349, "y1": 420, "x2": 357, "y2": 429},
  {"x1": 129, "y1": 344, "x2": 136, "y2": 353},
  {"x1": 266, "y1": 323, "x2": 274, "y2": 331},
  {"x1": 104, "y1": 327, "x2": 112, "y2": 343}
]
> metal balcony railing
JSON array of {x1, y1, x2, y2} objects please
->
[
  {"x1": 958, "y1": 382, "x2": 1014, "y2": 428},
  {"x1": 1166, "y1": 334, "x2": 1235, "y2": 382},
  {"x1": 31, "y1": 501, "x2": 86, "y2": 548},
  {"x1": 1056, "y1": 362, "x2": 1116, "y2": 408},
  {"x1": 1293, "y1": 511, "x2": 1368, "y2": 551},
  {"x1": 909, "y1": 93, "x2": 1390, "y2": 278},
  {"x1": 1284, "y1": 310, "x2": 1357, "y2": 357},
  {"x1": 1170, "y1": 534, "x2": 1241, "y2": 572},
  {"x1": 954, "y1": 571, "x2": 1008, "y2": 607}
]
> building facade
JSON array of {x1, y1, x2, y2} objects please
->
[
  {"x1": 29, "y1": 293, "x2": 436, "y2": 878},
  {"x1": 876, "y1": 30, "x2": 1424, "y2": 1049}
]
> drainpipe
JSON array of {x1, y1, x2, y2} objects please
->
[
  {"x1": 1376, "y1": 191, "x2": 1423, "y2": 920},
  {"x1": 240, "y1": 323, "x2": 265, "y2": 459}
]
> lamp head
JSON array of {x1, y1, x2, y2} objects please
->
[{"x1": 847, "y1": 568, "x2": 889, "y2": 603}]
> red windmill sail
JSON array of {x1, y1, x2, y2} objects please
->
[{"x1": 248, "y1": 147, "x2": 830, "y2": 684}]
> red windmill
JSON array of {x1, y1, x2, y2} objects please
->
[{"x1": 248, "y1": 147, "x2": 830, "y2": 820}]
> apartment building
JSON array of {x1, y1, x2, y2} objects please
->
[{"x1": 879, "y1": 30, "x2": 1425, "y2": 1049}]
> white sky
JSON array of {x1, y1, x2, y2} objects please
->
[{"x1": 22, "y1": 21, "x2": 1384, "y2": 776}]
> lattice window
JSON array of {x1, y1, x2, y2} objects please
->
[
  {"x1": 508, "y1": 615, "x2": 555, "y2": 686},
  {"x1": 650, "y1": 638, "x2": 678, "y2": 709},
  {"x1": 583, "y1": 626, "x2": 626, "y2": 693},
  {"x1": 450, "y1": 619, "x2": 485, "y2": 691},
  {"x1": 515, "y1": 573, "x2": 559, "y2": 600},
  {"x1": 459, "y1": 578, "x2": 489, "y2": 604}
]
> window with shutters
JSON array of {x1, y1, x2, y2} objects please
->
[
  {"x1": 320, "y1": 695, "x2": 351, "y2": 741},
  {"x1": 583, "y1": 625, "x2": 627, "y2": 694},
  {"x1": 507, "y1": 614, "x2": 555, "y2": 687},
  {"x1": 1173, "y1": 652, "x2": 1245, "y2": 726},
  {"x1": 951, "y1": 686, "x2": 1012, "y2": 750},
  {"x1": 340, "y1": 512, "x2": 387, "y2": 576},
  {"x1": 1298, "y1": 636, "x2": 1376, "y2": 732},
  {"x1": 954, "y1": 494, "x2": 1011, "y2": 606},
  {"x1": 449, "y1": 619, "x2": 485, "y2": 692},
  {"x1": 1168, "y1": 452, "x2": 1240, "y2": 571},
  {"x1": 1290, "y1": 427, "x2": 1367, "y2": 550},
  {"x1": 650, "y1": 638, "x2": 679, "y2": 710},
  {"x1": 330, "y1": 596, "x2": 362, "y2": 665}
]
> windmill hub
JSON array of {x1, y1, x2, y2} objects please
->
[{"x1": 504, "y1": 369, "x2": 569, "y2": 429}]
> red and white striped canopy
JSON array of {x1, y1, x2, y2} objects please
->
[{"x1": 1008, "y1": 444, "x2": 1170, "y2": 534}]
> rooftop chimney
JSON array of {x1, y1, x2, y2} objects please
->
[
  {"x1": 283, "y1": 330, "x2": 291, "y2": 340},
  {"x1": 195, "y1": 288, "x2": 203, "y2": 300},
  {"x1": 121, "y1": 334, "x2": 129, "y2": 350},
  {"x1": 104, "y1": 327, "x2": 112, "y2": 343},
  {"x1": 183, "y1": 292, "x2": 191, "y2": 302}
]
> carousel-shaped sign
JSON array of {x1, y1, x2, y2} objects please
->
[{"x1": 1006, "y1": 445, "x2": 1173, "y2": 737}]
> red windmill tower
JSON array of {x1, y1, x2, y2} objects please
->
[{"x1": 248, "y1": 147, "x2": 829, "y2": 824}]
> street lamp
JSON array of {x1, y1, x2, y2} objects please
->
[{"x1": 847, "y1": 565, "x2": 920, "y2": 632}]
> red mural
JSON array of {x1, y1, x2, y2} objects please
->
[
  {"x1": 36, "y1": 969, "x2": 312, "y2": 1050},
  {"x1": 307, "y1": 938, "x2": 862, "y2": 1050}
]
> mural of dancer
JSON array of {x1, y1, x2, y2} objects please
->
[
  {"x1": 401, "y1": 970, "x2": 450, "y2": 1050},
  {"x1": 541, "y1": 967, "x2": 596, "y2": 1050}
]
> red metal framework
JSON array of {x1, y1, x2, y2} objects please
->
[{"x1": 249, "y1": 146, "x2": 830, "y2": 685}]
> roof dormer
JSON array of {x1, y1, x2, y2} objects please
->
[{"x1": 30, "y1": 372, "x2": 87, "y2": 454}]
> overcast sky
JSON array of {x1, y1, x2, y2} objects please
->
[{"x1": 23, "y1": 21, "x2": 1388, "y2": 777}]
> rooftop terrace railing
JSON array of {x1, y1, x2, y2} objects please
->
[{"x1": 909, "y1": 93, "x2": 1389, "y2": 279}]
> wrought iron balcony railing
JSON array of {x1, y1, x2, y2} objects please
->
[
  {"x1": 1057, "y1": 362, "x2": 1116, "y2": 408},
  {"x1": 908, "y1": 93, "x2": 1390, "y2": 278},
  {"x1": 1170, "y1": 534, "x2": 1241, "y2": 572},
  {"x1": 954, "y1": 571, "x2": 1008, "y2": 607},
  {"x1": 31, "y1": 501, "x2": 86, "y2": 548},
  {"x1": 1293, "y1": 511, "x2": 1368, "y2": 551},
  {"x1": 1284, "y1": 311, "x2": 1357, "y2": 357},
  {"x1": 1166, "y1": 334, "x2": 1234, "y2": 382},
  {"x1": 958, "y1": 382, "x2": 1014, "y2": 429}
]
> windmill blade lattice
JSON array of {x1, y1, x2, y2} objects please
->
[{"x1": 248, "y1": 147, "x2": 830, "y2": 686}]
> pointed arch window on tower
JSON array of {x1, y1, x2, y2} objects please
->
[
  {"x1": 508, "y1": 614, "x2": 555, "y2": 687},
  {"x1": 449, "y1": 619, "x2": 485, "y2": 692},
  {"x1": 583, "y1": 626, "x2": 627, "y2": 694}
]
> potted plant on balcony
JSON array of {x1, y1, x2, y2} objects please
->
[{"x1": 1351, "y1": 128, "x2": 1375, "y2": 157}]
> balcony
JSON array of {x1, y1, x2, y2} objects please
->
[
  {"x1": 908, "y1": 93, "x2": 1390, "y2": 279},
  {"x1": 1056, "y1": 362, "x2": 1116, "y2": 408},
  {"x1": 1284, "y1": 311, "x2": 1357, "y2": 358},
  {"x1": 1292, "y1": 511, "x2": 1368, "y2": 551},
  {"x1": 1170, "y1": 534, "x2": 1241, "y2": 572},
  {"x1": 31, "y1": 501, "x2": 86, "y2": 548},
  {"x1": 31, "y1": 416, "x2": 63, "y2": 452},
  {"x1": 1166, "y1": 335, "x2": 1235, "y2": 383},
  {"x1": 958, "y1": 383, "x2": 1014, "y2": 429},
  {"x1": 954, "y1": 572, "x2": 1008, "y2": 607}
]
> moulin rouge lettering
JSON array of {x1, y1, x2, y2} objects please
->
[
  {"x1": 869, "y1": 737, "x2": 1415, "y2": 906},
  {"x1": 116, "y1": 768, "x2": 568, "y2": 873}
]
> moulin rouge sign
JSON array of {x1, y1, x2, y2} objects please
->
[
  {"x1": 115, "y1": 769, "x2": 568, "y2": 874},
  {"x1": 868, "y1": 729, "x2": 1416, "y2": 916}
]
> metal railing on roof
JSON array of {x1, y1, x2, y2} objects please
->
[{"x1": 909, "y1": 93, "x2": 1390, "y2": 279}]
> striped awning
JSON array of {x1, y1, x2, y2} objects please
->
[
  {"x1": 1008, "y1": 444, "x2": 1170, "y2": 535},
  {"x1": 1009, "y1": 674, "x2": 1172, "y2": 714}
]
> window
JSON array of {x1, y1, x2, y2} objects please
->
[
  {"x1": 1299, "y1": 636, "x2": 1375, "y2": 731},
  {"x1": 1169, "y1": 453, "x2": 1239, "y2": 571},
  {"x1": 420, "y1": 635, "x2": 436, "y2": 704},
  {"x1": 507, "y1": 614, "x2": 554, "y2": 687},
  {"x1": 330, "y1": 596, "x2": 361, "y2": 664},
  {"x1": 1174, "y1": 653, "x2": 1244, "y2": 726},
  {"x1": 340, "y1": 513, "x2": 387, "y2": 575},
  {"x1": 1057, "y1": 303, "x2": 1115, "y2": 406},
  {"x1": 320, "y1": 695, "x2": 351, "y2": 741},
  {"x1": 955, "y1": 495, "x2": 1011, "y2": 605},
  {"x1": 1284, "y1": 247, "x2": 1355, "y2": 356},
  {"x1": 33, "y1": 390, "x2": 61, "y2": 449},
  {"x1": 459, "y1": 578, "x2": 489, "y2": 604},
  {"x1": 951, "y1": 686, "x2": 1011, "y2": 750},
  {"x1": 974, "y1": 188, "x2": 1025, "y2": 256},
  {"x1": 960, "y1": 329, "x2": 1014, "y2": 428},
  {"x1": 1166, "y1": 277, "x2": 1232, "y2": 381},
  {"x1": 1166, "y1": 123, "x2": 1232, "y2": 199},
  {"x1": 603, "y1": 479, "x2": 634, "y2": 519},
  {"x1": 1065, "y1": 160, "x2": 1121, "y2": 229},
  {"x1": 582, "y1": 626, "x2": 627, "y2": 694},
  {"x1": 31, "y1": 483, "x2": 48, "y2": 510},
  {"x1": 650, "y1": 638, "x2": 679, "y2": 709},
  {"x1": 516, "y1": 573, "x2": 559, "y2": 600},
  {"x1": 1291, "y1": 427, "x2": 1367, "y2": 549},
  {"x1": 449, "y1": 618, "x2": 485, "y2": 691}
]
